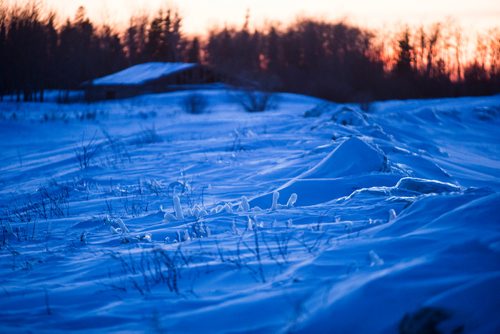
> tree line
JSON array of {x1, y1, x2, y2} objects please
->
[{"x1": 0, "y1": 3, "x2": 498, "y2": 102}]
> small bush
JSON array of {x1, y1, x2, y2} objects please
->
[
  {"x1": 236, "y1": 89, "x2": 274, "y2": 112},
  {"x1": 181, "y1": 93, "x2": 208, "y2": 114},
  {"x1": 74, "y1": 134, "x2": 100, "y2": 170},
  {"x1": 101, "y1": 130, "x2": 131, "y2": 166},
  {"x1": 132, "y1": 125, "x2": 163, "y2": 145}
]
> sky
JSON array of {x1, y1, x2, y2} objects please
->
[{"x1": 8, "y1": 0, "x2": 500, "y2": 35}]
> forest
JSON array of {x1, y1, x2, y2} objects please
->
[{"x1": 0, "y1": 3, "x2": 499, "y2": 102}]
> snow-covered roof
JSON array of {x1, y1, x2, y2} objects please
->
[{"x1": 92, "y1": 62, "x2": 197, "y2": 86}]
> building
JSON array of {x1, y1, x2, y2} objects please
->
[{"x1": 83, "y1": 62, "x2": 235, "y2": 101}]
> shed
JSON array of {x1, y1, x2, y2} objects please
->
[{"x1": 83, "y1": 62, "x2": 234, "y2": 101}]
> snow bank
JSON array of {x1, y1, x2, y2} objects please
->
[
  {"x1": 300, "y1": 137, "x2": 387, "y2": 179},
  {"x1": 250, "y1": 137, "x2": 390, "y2": 207}
]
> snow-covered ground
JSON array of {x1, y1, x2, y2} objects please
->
[{"x1": 0, "y1": 90, "x2": 499, "y2": 333}]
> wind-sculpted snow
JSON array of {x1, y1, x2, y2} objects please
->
[
  {"x1": 299, "y1": 136, "x2": 387, "y2": 178},
  {"x1": 251, "y1": 137, "x2": 391, "y2": 207},
  {"x1": 0, "y1": 91, "x2": 499, "y2": 333},
  {"x1": 394, "y1": 177, "x2": 461, "y2": 194}
]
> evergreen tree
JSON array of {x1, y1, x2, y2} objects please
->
[
  {"x1": 145, "y1": 13, "x2": 163, "y2": 61},
  {"x1": 0, "y1": 15, "x2": 6, "y2": 99},
  {"x1": 186, "y1": 37, "x2": 200, "y2": 63},
  {"x1": 394, "y1": 29, "x2": 414, "y2": 77},
  {"x1": 125, "y1": 19, "x2": 139, "y2": 64}
]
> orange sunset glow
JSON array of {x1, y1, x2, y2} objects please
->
[{"x1": 7, "y1": 0, "x2": 500, "y2": 35}]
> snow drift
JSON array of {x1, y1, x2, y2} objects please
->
[{"x1": 0, "y1": 91, "x2": 499, "y2": 333}]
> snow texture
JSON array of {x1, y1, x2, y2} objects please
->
[{"x1": 0, "y1": 90, "x2": 499, "y2": 333}]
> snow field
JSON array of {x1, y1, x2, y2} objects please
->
[{"x1": 0, "y1": 90, "x2": 499, "y2": 333}]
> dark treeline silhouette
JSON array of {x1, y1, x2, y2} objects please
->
[
  {"x1": 0, "y1": 4, "x2": 128, "y2": 101},
  {"x1": 207, "y1": 19, "x2": 500, "y2": 101},
  {"x1": 207, "y1": 19, "x2": 388, "y2": 102},
  {"x1": 0, "y1": 3, "x2": 498, "y2": 102}
]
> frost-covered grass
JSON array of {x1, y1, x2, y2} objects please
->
[{"x1": 0, "y1": 90, "x2": 499, "y2": 333}]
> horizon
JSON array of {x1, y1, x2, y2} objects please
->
[
  {"x1": 6, "y1": 0, "x2": 500, "y2": 35},
  {"x1": 1, "y1": 0, "x2": 498, "y2": 100}
]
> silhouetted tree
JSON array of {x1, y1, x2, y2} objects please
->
[
  {"x1": 145, "y1": 13, "x2": 163, "y2": 61},
  {"x1": 265, "y1": 26, "x2": 280, "y2": 73},
  {"x1": 164, "y1": 10, "x2": 183, "y2": 62},
  {"x1": 0, "y1": 12, "x2": 6, "y2": 100},
  {"x1": 186, "y1": 37, "x2": 200, "y2": 63},
  {"x1": 125, "y1": 19, "x2": 139, "y2": 64},
  {"x1": 394, "y1": 29, "x2": 414, "y2": 77}
]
